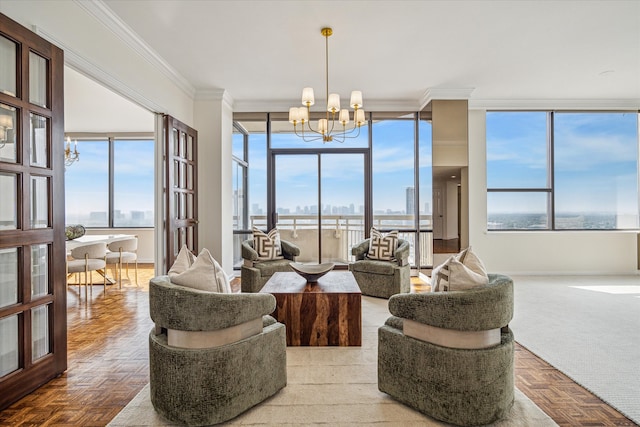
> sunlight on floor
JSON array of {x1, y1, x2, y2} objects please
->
[{"x1": 570, "y1": 285, "x2": 640, "y2": 294}]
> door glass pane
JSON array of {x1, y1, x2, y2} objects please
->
[
  {"x1": 31, "y1": 304, "x2": 50, "y2": 361},
  {"x1": 172, "y1": 128, "x2": 179, "y2": 156},
  {"x1": 64, "y1": 140, "x2": 109, "y2": 226},
  {"x1": 0, "y1": 35, "x2": 17, "y2": 97},
  {"x1": 321, "y1": 153, "x2": 364, "y2": 264},
  {"x1": 0, "y1": 173, "x2": 17, "y2": 230},
  {"x1": 0, "y1": 103, "x2": 17, "y2": 163},
  {"x1": 30, "y1": 175, "x2": 49, "y2": 228},
  {"x1": 29, "y1": 52, "x2": 48, "y2": 108},
  {"x1": 31, "y1": 244, "x2": 48, "y2": 298},
  {"x1": 187, "y1": 134, "x2": 194, "y2": 161},
  {"x1": 275, "y1": 155, "x2": 318, "y2": 263},
  {"x1": 0, "y1": 315, "x2": 19, "y2": 377},
  {"x1": 0, "y1": 248, "x2": 18, "y2": 308},
  {"x1": 30, "y1": 113, "x2": 48, "y2": 168}
]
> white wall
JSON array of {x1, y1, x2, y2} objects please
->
[{"x1": 468, "y1": 109, "x2": 639, "y2": 275}]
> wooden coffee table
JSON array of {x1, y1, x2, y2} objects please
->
[{"x1": 260, "y1": 271, "x2": 362, "y2": 346}]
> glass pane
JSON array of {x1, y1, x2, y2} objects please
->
[
  {"x1": 245, "y1": 120, "x2": 267, "y2": 229},
  {"x1": 486, "y1": 112, "x2": 548, "y2": 188},
  {"x1": 0, "y1": 173, "x2": 17, "y2": 230},
  {"x1": 173, "y1": 193, "x2": 179, "y2": 219},
  {"x1": 187, "y1": 164, "x2": 194, "y2": 189},
  {"x1": 232, "y1": 128, "x2": 245, "y2": 160},
  {"x1": 0, "y1": 248, "x2": 18, "y2": 308},
  {"x1": 232, "y1": 161, "x2": 246, "y2": 230},
  {"x1": 0, "y1": 35, "x2": 17, "y2": 97},
  {"x1": 0, "y1": 315, "x2": 19, "y2": 377},
  {"x1": 179, "y1": 162, "x2": 186, "y2": 188},
  {"x1": 29, "y1": 52, "x2": 48, "y2": 108},
  {"x1": 113, "y1": 139, "x2": 154, "y2": 227},
  {"x1": 187, "y1": 134, "x2": 194, "y2": 161},
  {"x1": 30, "y1": 114, "x2": 48, "y2": 167},
  {"x1": 186, "y1": 193, "x2": 193, "y2": 218},
  {"x1": 275, "y1": 154, "x2": 319, "y2": 263},
  {"x1": 487, "y1": 192, "x2": 549, "y2": 230},
  {"x1": 419, "y1": 119, "x2": 433, "y2": 231},
  {"x1": 31, "y1": 304, "x2": 50, "y2": 361},
  {"x1": 0, "y1": 104, "x2": 17, "y2": 163},
  {"x1": 271, "y1": 115, "x2": 369, "y2": 149},
  {"x1": 31, "y1": 244, "x2": 49, "y2": 298},
  {"x1": 30, "y1": 176, "x2": 49, "y2": 228},
  {"x1": 554, "y1": 112, "x2": 639, "y2": 230},
  {"x1": 179, "y1": 193, "x2": 186, "y2": 219},
  {"x1": 64, "y1": 140, "x2": 109, "y2": 226},
  {"x1": 372, "y1": 119, "x2": 415, "y2": 230},
  {"x1": 172, "y1": 128, "x2": 179, "y2": 156},
  {"x1": 321, "y1": 153, "x2": 364, "y2": 264},
  {"x1": 173, "y1": 160, "x2": 179, "y2": 187},
  {"x1": 180, "y1": 131, "x2": 186, "y2": 158}
]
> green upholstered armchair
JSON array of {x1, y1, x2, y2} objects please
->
[
  {"x1": 378, "y1": 274, "x2": 515, "y2": 426},
  {"x1": 240, "y1": 239, "x2": 300, "y2": 293},
  {"x1": 348, "y1": 238, "x2": 411, "y2": 298},
  {"x1": 149, "y1": 276, "x2": 287, "y2": 426}
]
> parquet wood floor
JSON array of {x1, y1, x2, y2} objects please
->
[{"x1": 0, "y1": 268, "x2": 635, "y2": 426}]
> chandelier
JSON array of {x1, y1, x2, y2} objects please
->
[
  {"x1": 64, "y1": 136, "x2": 79, "y2": 167},
  {"x1": 288, "y1": 27, "x2": 366, "y2": 143}
]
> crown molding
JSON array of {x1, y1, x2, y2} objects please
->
[
  {"x1": 469, "y1": 98, "x2": 640, "y2": 110},
  {"x1": 195, "y1": 89, "x2": 234, "y2": 109},
  {"x1": 75, "y1": 0, "x2": 196, "y2": 99},
  {"x1": 421, "y1": 87, "x2": 476, "y2": 109},
  {"x1": 34, "y1": 26, "x2": 167, "y2": 114}
]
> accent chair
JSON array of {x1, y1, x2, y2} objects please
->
[
  {"x1": 148, "y1": 276, "x2": 287, "y2": 426},
  {"x1": 348, "y1": 238, "x2": 411, "y2": 298},
  {"x1": 378, "y1": 273, "x2": 515, "y2": 426},
  {"x1": 240, "y1": 239, "x2": 300, "y2": 293}
]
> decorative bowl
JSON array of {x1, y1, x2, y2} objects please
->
[{"x1": 289, "y1": 262, "x2": 335, "y2": 283}]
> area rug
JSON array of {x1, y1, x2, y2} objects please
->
[
  {"x1": 108, "y1": 296, "x2": 556, "y2": 426},
  {"x1": 510, "y1": 275, "x2": 640, "y2": 425}
]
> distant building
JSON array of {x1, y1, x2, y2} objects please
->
[{"x1": 406, "y1": 187, "x2": 415, "y2": 215}]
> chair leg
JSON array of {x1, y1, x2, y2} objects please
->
[{"x1": 134, "y1": 260, "x2": 138, "y2": 286}]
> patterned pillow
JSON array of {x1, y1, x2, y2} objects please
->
[
  {"x1": 431, "y1": 246, "x2": 488, "y2": 292},
  {"x1": 252, "y1": 227, "x2": 284, "y2": 260},
  {"x1": 367, "y1": 228, "x2": 398, "y2": 261}
]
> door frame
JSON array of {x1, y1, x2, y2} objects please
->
[{"x1": 268, "y1": 147, "x2": 371, "y2": 264}]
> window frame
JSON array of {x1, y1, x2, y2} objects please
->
[
  {"x1": 486, "y1": 110, "x2": 639, "y2": 231},
  {"x1": 64, "y1": 132, "x2": 154, "y2": 228}
]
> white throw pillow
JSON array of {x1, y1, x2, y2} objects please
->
[
  {"x1": 168, "y1": 245, "x2": 197, "y2": 277},
  {"x1": 431, "y1": 246, "x2": 488, "y2": 292},
  {"x1": 367, "y1": 228, "x2": 398, "y2": 261},
  {"x1": 252, "y1": 227, "x2": 283, "y2": 260},
  {"x1": 170, "y1": 248, "x2": 232, "y2": 293}
]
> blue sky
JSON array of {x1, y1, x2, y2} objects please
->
[
  {"x1": 242, "y1": 119, "x2": 432, "y2": 216},
  {"x1": 487, "y1": 112, "x2": 638, "y2": 215}
]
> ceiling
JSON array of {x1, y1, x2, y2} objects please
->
[{"x1": 98, "y1": 0, "x2": 640, "y2": 111}]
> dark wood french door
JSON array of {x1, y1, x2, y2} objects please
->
[
  {"x1": 163, "y1": 115, "x2": 198, "y2": 269},
  {"x1": 0, "y1": 13, "x2": 66, "y2": 410}
]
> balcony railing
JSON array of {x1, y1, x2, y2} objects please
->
[{"x1": 233, "y1": 214, "x2": 433, "y2": 269}]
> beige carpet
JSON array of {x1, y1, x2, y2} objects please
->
[{"x1": 108, "y1": 296, "x2": 557, "y2": 427}]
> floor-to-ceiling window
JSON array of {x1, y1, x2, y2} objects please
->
[
  {"x1": 233, "y1": 111, "x2": 433, "y2": 269},
  {"x1": 486, "y1": 111, "x2": 639, "y2": 230}
]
